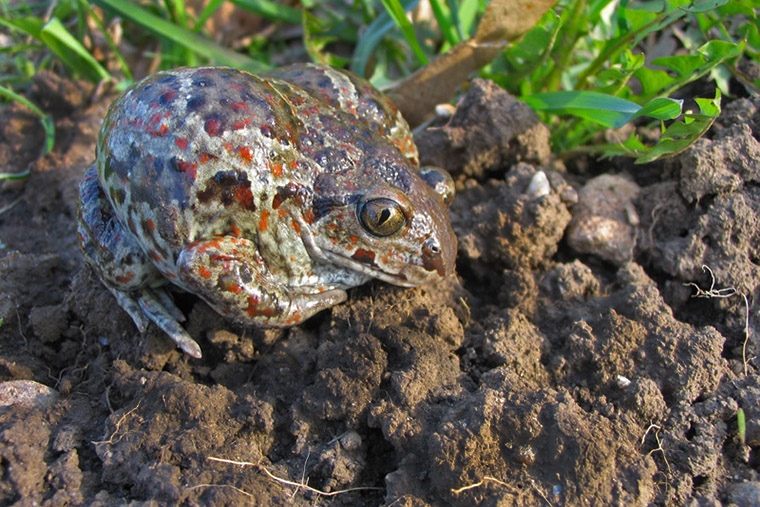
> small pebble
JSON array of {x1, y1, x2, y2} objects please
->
[
  {"x1": 0, "y1": 380, "x2": 59, "y2": 410},
  {"x1": 616, "y1": 375, "x2": 632, "y2": 388},
  {"x1": 525, "y1": 170, "x2": 551, "y2": 199},
  {"x1": 566, "y1": 174, "x2": 640, "y2": 265}
]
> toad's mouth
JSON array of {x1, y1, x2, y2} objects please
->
[{"x1": 319, "y1": 248, "x2": 417, "y2": 288}]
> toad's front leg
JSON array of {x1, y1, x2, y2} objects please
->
[{"x1": 177, "y1": 236, "x2": 347, "y2": 328}]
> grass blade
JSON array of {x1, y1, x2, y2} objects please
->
[
  {"x1": 231, "y1": 0, "x2": 302, "y2": 24},
  {"x1": 380, "y1": 0, "x2": 428, "y2": 65},
  {"x1": 93, "y1": 0, "x2": 269, "y2": 72},
  {"x1": 429, "y1": 0, "x2": 459, "y2": 46},
  {"x1": 351, "y1": 0, "x2": 419, "y2": 76},
  {"x1": 75, "y1": 0, "x2": 133, "y2": 80},
  {"x1": 39, "y1": 18, "x2": 112, "y2": 82},
  {"x1": 0, "y1": 84, "x2": 55, "y2": 157},
  {"x1": 194, "y1": 0, "x2": 225, "y2": 32}
]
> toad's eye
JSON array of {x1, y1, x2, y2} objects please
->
[{"x1": 359, "y1": 198, "x2": 405, "y2": 237}]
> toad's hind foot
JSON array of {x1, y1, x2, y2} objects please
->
[
  {"x1": 108, "y1": 285, "x2": 202, "y2": 358},
  {"x1": 137, "y1": 290, "x2": 202, "y2": 358}
]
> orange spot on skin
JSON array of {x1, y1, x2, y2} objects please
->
[
  {"x1": 234, "y1": 185, "x2": 255, "y2": 209},
  {"x1": 199, "y1": 152, "x2": 217, "y2": 164},
  {"x1": 229, "y1": 102, "x2": 248, "y2": 112},
  {"x1": 350, "y1": 235, "x2": 357, "y2": 245},
  {"x1": 198, "y1": 266, "x2": 213, "y2": 279},
  {"x1": 149, "y1": 250, "x2": 162, "y2": 262},
  {"x1": 259, "y1": 210, "x2": 270, "y2": 232},
  {"x1": 176, "y1": 159, "x2": 197, "y2": 180},
  {"x1": 146, "y1": 219, "x2": 155, "y2": 232},
  {"x1": 226, "y1": 283, "x2": 243, "y2": 294},
  {"x1": 278, "y1": 208, "x2": 287, "y2": 218},
  {"x1": 205, "y1": 118, "x2": 223, "y2": 136},
  {"x1": 116, "y1": 272, "x2": 135, "y2": 284},
  {"x1": 230, "y1": 224, "x2": 241, "y2": 236},
  {"x1": 239, "y1": 146, "x2": 253, "y2": 162},
  {"x1": 166, "y1": 272, "x2": 178, "y2": 279},
  {"x1": 291, "y1": 221, "x2": 301, "y2": 233},
  {"x1": 175, "y1": 137, "x2": 188, "y2": 150},
  {"x1": 232, "y1": 119, "x2": 246, "y2": 130},
  {"x1": 352, "y1": 248, "x2": 376, "y2": 264},
  {"x1": 304, "y1": 210, "x2": 315, "y2": 224},
  {"x1": 246, "y1": 295, "x2": 259, "y2": 316},
  {"x1": 271, "y1": 163, "x2": 283, "y2": 177}
]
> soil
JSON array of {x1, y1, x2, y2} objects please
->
[{"x1": 0, "y1": 71, "x2": 759, "y2": 506}]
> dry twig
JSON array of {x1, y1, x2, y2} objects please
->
[
  {"x1": 206, "y1": 456, "x2": 383, "y2": 497},
  {"x1": 684, "y1": 265, "x2": 753, "y2": 375}
]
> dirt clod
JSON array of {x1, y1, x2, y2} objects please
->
[{"x1": 0, "y1": 74, "x2": 757, "y2": 505}]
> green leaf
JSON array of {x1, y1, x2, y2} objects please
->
[
  {"x1": 644, "y1": 39, "x2": 744, "y2": 98},
  {"x1": 635, "y1": 88, "x2": 721, "y2": 163},
  {"x1": 303, "y1": 10, "x2": 348, "y2": 67},
  {"x1": 524, "y1": 90, "x2": 641, "y2": 128},
  {"x1": 0, "y1": 84, "x2": 55, "y2": 157},
  {"x1": 93, "y1": 0, "x2": 268, "y2": 72},
  {"x1": 738, "y1": 408, "x2": 746, "y2": 445},
  {"x1": 632, "y1": 97, "x2": 683, "y2": 121}
]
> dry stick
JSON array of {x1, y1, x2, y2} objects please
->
[
  {"x1": 684, "y1": 265, "x2": 753, "y2": 375},
  {"x1": 451, "y1": 476, "x2": 520, "y2": 495},
  {"x1": 206, "y1": 457, "x2": 384, "y2": 497}
]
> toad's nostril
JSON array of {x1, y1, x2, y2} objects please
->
[{"x1": 422, "y1": 238, "x2": 444, "y2": 276}]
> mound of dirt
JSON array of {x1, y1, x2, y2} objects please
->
[{"x1": 0, "y1": 73, "x2": 758, "y2": 505}]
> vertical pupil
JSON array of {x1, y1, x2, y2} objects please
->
[{"x1": 378, "y1": 208, "x2": 390, "y2": 224}]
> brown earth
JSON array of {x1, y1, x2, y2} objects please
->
[{"x1": 0, "y1": 71, "x2": 758, "y2": 505}]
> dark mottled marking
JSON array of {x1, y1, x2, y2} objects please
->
[
  {"x1": 197, "y1": 170, "x2": 256, "y2": 211},
  {"x1": 158, "y1": 90, "x2": 176, "y2": 105},
  {"x1": 152, "y1": 157, "x2": 164, "y2": 177},
  {"x1": 204, "y1": 113, "x2": 225, "y2": 137},
  {"x1": 186, "y1": 95, "x2": 206, "y2": 111},
  {"x1": 157, "y1": 75, "x2": 176, "y2": 84},
  {"x1": 352, "y1": 248, "x2": 376, "y2": 266}
]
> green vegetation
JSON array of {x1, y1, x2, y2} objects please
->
[{"x1": 0, "y1": 0, "x2": 757, "y2": 163}]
